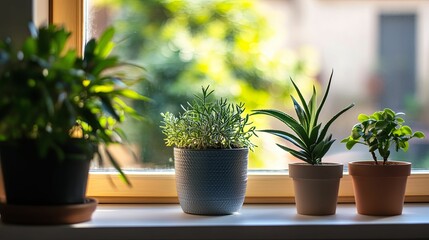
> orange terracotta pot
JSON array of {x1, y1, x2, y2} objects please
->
[
  {"x1": 348, "y1": 161, "x2": 411, "y2": 216},
  {"x1": 289, "y1": 163, "x2": 343, "y2": 215}
]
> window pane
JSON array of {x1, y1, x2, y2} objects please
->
[{"x1": 86, "y1": 0, "x2": 429, "y2": 170}]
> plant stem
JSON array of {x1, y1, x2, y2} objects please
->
[{"x1": 371, "y1": 151, "x2": 378, "y2": 165}]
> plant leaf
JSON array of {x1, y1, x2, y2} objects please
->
[
  {"x1": 314, "y1": 69, "x2": 333, "y2": 126},
  {"x1": 252, "y1": 109, "x2": 310, "y2": 146},
  {"x1": 307, "y1": 85, "x2": 317, "y2": 129},
  {"x1": 258, "y1": 129, "x2": 306, "y2": 150},
  {"x1": 291, "y1": 96, "x2": 308, "y2": 129},
  {"x1": 290, "y1": 78, "x2": 311, "y2": 121},
  {"x1": 105, "y1": 147, "x2": 132, "y2": 187},
  {"x1": 413, "y1": 131, "x2": 425, "y2": 138},
  {"x1": 276, "y1": 143, "x2": 310, "y2": 162}
]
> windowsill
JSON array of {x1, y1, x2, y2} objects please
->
[{"x1": 1, "y1": 203, "x2": 428, "y2": 240}]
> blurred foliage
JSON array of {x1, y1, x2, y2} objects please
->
[{"x1": 92, "y1": 0, "x2": 317, "y2": 168}]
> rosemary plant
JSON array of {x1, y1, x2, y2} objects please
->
[
  {"x1": 253, "y1": 71, "x2": 354, "y2": 165},
  {"x1": 161, "y1": 86, "x2": 256, "y2": 150}
]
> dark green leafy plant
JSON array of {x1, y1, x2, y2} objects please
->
[
  {"x1": 0, "y1": 24, "x2": 147, "y2": 184},
  {"x1": 252, "y1": 71, "x2": 354, "y2": 165},
  {"x1": 160, "y1": 86, "x2": 256, "y2": 150},
  {"x1": 341, "y1": 108, "x2": 425, "y2": 165}
]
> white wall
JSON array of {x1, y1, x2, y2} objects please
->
[{"x1": 259, "y1": 0, "x2": 429, "y2": 111}]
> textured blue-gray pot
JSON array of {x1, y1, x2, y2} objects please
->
[{"x1": 174, "y1": 148, "x2": 248, "y2": 215}]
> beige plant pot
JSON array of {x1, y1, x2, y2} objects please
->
[
  {"x1": 348, "y1": 161, "x2": 411, "y2": 216},
  {"x1": 289, "y1": 163, "x2": 343, "y2": 215}
]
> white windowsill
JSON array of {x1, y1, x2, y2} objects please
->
[{"x1": 1, "y1": 203, "x2": 429, "y2": 240}]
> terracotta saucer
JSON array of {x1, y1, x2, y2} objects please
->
[{"x1": 0, "y1": 198, "x2": 97, "y2": 225}]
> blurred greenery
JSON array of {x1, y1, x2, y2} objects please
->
[{"x1": 91, "y1": 0, "x2": 317, "y2": 168}]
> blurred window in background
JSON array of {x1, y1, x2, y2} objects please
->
[{"x1": 86, "y1": 0, "x2": 429, "y2": 171}]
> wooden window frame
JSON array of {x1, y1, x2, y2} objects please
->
[{"x1": 50, "y1": 0, "x2": 429, "y2": 204}]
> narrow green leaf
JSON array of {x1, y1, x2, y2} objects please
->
[
  {"x1": 95, "y1": 27, "x2": 115, "y2": 57},
  {"x1": 276, "y1": 144, "x2": 310, "y2": 162},
  {"x1": 290, "y1": 78, "x2": 311, "y2": 120},
  {"x1": 105, "y1": 147, "x2": 132, "y2": 187},
  {"x1": 319, "y1": 139, "x2": 335, "y2": 158},
  {"x1": 309, "y1": 123, "x2": 321, "y2": 145},
  {"x1": 253, "y1": 109, "x2": 310, "y2": 146},
  {"x1": 314, "y1": 69, "x2": 333, "y2": 126},
  {"x1": 100, "y1": 95, "x2": 120, "y2": 121},
  {"x1": 116, "y1": 89, "x2": 150, "y2": 101},
  {"x1": 312, "y1": 140, "x2": 326, "y2": 160},
  {"x1": 258, "y1": 129, "x2": 306, "y2": 150},
  {"x1": 308, "y1": 85, "x2": 317, "y2": 128},
  {"x1": 84, "y1": 39, "x2": 96, "y2": 61},
  {"x1": 291, "y1": 96, "x2": 308, "y2": 129}
]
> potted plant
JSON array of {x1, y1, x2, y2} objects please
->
[
  {"x1": 252, "y1": 71, "x2": 354, "y2": 215},
  {"x1": 342, "y1": 108, "x2": 425, "y2": 215},
  {"x1": 160, "y1": 86, "x2": 256, "y2": 215},
  {"x1": 0, "y1": 24, "x2": 146, "y2": 224}
]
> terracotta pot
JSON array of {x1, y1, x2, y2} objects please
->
[
  {"x1": 289, "y1": 163, "x2": 343, "y2": 215},
  {"x1": 348, "y1": 161, "x2": 411, "y2": 216}
]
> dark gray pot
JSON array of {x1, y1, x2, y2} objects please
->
[{"x1": 174, "y1": 148, "x2": 248, "y2": 215}]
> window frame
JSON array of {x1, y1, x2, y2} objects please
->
[{"x1": 51, "y1": 0, "x2": 429, "y2": 204}]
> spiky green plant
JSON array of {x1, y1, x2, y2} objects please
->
[
  {"x1": 252, "y1": 71, "x2": 354, "y2": 165},
  {"x1": 341, "y1": 108, "x2": 425, "y2": 165},
  {"x1": 160, "y1": 86, "x2": 256, "y2": 150}
]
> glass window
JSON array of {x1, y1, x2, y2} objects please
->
[{"x1": 85, "y1": 0, "x2": 429, "y2": 171}]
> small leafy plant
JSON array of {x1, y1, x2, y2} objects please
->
[
  {"x1": 341, "y1": 108, "x2": 425, "y2": 165},
  {"x1": 160, "y1": 86, "x2": 256, "y2": 150},
  {"x1": 0, "y1": 24, "x2": 147, "y2": 184},
  {"x1": 252, "y1": 71, "x2": 354, "y2": 165}
]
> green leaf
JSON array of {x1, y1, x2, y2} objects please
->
[
  {"x1": 320, "y1": 139, "x2": 335, "y2": 158},
  {"x1": 358, "y1": 114, "x2": 369, "y2": 122},
  {"x1": 314, "y1": 69, "x2": 333, "y2": 127},
  {"x1": 116, "y1": 89, "x2": 150, "y2": 101},
  {"x1": 291, "y1": 96, "x2": 308, "y2": 129},
  {"x1": 401, "y1": 126, "x2": 412, "y2": 135},
  {"x1": 290, "y1": 78, "x2": 311, "y2": 121},
  {"x1": 100, "y1": 95, "x2": 120, "y2": 121},
  {"x1": 105, "y1": 147, "x2": 132, "y2": 187},
  {"x1": 402, "y1": 141, "x2": 409, "y2": 152},
  {"x1": 276, "y1": 143, "x2": 310, "y2": 162},
  {"x1": 252, "y1": 109, "x2": 310, "y2": 146},
  {"x1": 384, "y1": 108, "x2": 395, "y2": 118},
  {"x1": 307, "y1": 85, "x2": 317, "y2": 128},
  {"x1": 413, "y1": 131, "x2": 425, "y2": 138},
  {"x1": 258, "y1": 129, "x2": 306, "y2": 150},
  {"x1": 84, "y1": 39, "x2": 97, "y2": 61},
  {"x1": 309, "y1": 123, "x2": 321, "y2": 144},
  {"x1": 312, "y1": 140, "x2": 326, "y2": 159},
  {"x1": 22, "y1": 38, "x2": 37, "y2": 56},
  {"x1": 95, "y1": 27, "x2": 115, "y2": 58},
  {"x1": 346, "y1": 140, "x2": 358, "y2": 150}
]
